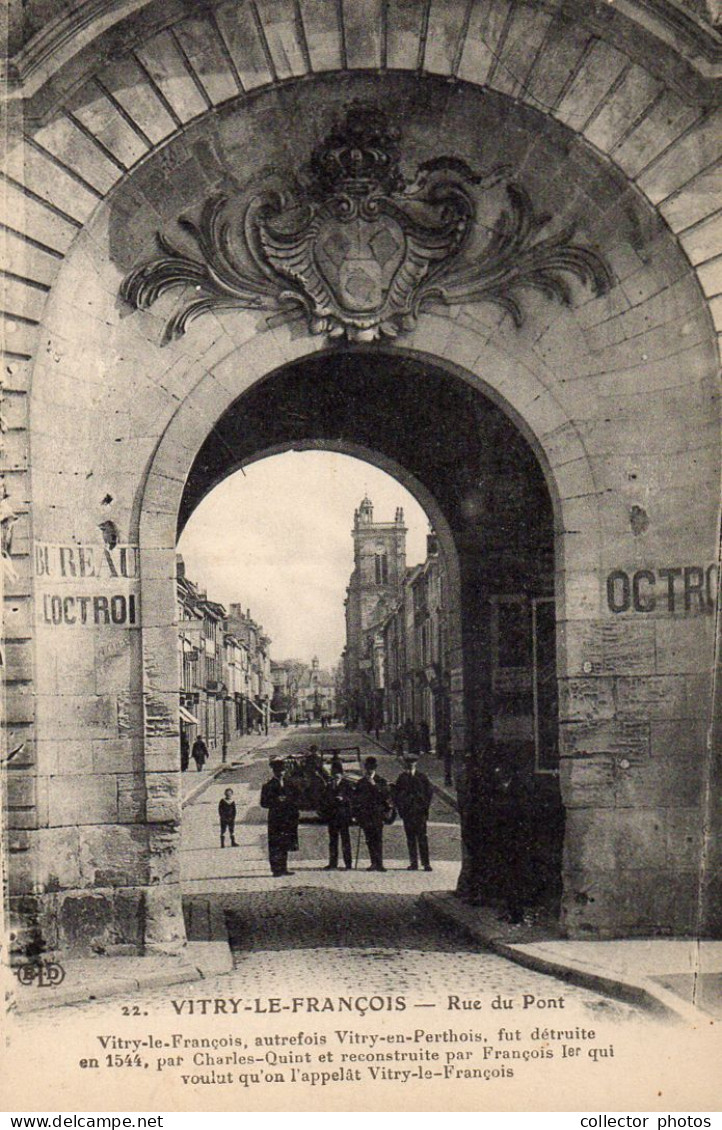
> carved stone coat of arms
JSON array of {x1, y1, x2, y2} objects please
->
[{"x1": 122, "y1": 102, "x2": 612, "y2": 344}]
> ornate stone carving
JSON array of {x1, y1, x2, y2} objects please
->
[{"x1": 121, "y1": 102, "x2": 612, "y2": 345}]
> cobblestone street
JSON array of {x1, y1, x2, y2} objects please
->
[
  {"x1": 12, "y1": 885, "x2": 642, "y2": 1027},
  {"x1": 176, "y1": 726, "x2": 638, "y2": 1019},
  {"x1": 9, "y1": 725, "x2": 644, "y2": 1028},
  {"x1": 223, "y1": 886, "x2": 639, "y2": 1023},
  {"x1": 6, "y1": 727, "x2": 675, "y2": 1112}
]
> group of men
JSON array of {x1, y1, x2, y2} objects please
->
[{"x1": 259, "y1": 753, "x2": 434, "y2": 878}]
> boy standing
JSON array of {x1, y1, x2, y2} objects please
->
[{"x1": 218, "y1": 787, "x2": 237, "y2": 848}]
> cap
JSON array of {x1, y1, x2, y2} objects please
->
[{"x1": 269, "y1": 756, "x2": 285, "y2": 767}]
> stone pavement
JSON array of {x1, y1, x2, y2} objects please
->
[
  {"x1": 219, "y1": 885, "x2": 643, "y2": 1024},
  {"x1": 421, "y1": 894, "x2": 722, "y2": 1023},
  {"x1": 12, "y1": 725, "x2": 722, "y2": 1021}
]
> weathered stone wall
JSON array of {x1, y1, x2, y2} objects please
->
[{"x1": 1, "y1": 1, "x2": 720, "y2": 948}]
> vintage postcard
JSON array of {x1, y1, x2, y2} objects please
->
[{"x1": 1, "y1": 0, "x2": 721, "y2": 1114}]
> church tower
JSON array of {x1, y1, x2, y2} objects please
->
[
  {"x1": 351, "y1": 496, "x2": 406, "y2": 591},
  {"x1": 344, "y1": 498, "x2": 407, "y2": 725}
]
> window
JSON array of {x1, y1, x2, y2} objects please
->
[
  {"x1": 490, "y1": 595, "x2": 558, "y2": 773},
  {"x1": 375, "y1": 551, "x2": 388, "y2": 584}
]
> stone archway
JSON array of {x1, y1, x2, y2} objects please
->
[
  {"x1": 141, "y1": 343, "x2": 563, "y2": 938},
  {"x1": 3, "y1": 28, "x2": 720, "y2": 952}
]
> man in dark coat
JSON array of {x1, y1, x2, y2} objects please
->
[
  {"x1": 485, "y1": 762, "x2": 533, "y2": 924},
  {"x1": 191, "y1": 734, "x2": 208, "y2": 772},
  {"x1": 260, "y1": 757, "x2": 300, "y2": 877},
  {"x1": 321, "y1": 763, "x2": 354, "y2": 870},
  {"x1": 353, "y1": 756, "x2": 392, "y2": 872},
  {"x1": 180, "y1": 731, "x2": 190, "y2": 772},
  {"x1": 393, "y1": 753, "x2": 433, "y2": 871}
]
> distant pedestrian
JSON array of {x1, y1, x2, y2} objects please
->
[
  {"x1": 353, "y1": 756, "x2": 392, "y2": 872},
  {"x1": 407, "y1": 723, "x2": 421, "y2": 757},
  {"x1": 191, "y1": 734, "x2": 208, "y2": 772},
  {"x1": 419, "y1": 720, "x2": 431, "y2": 756},
  {"x1": 180, "y1": 731, "x2": 190, "y2": 772},
  {"x1": 392, "y1": 726, "x2": 404, "y2": 756},
  {"x1": 260, "y1": 757, "x2": 300, "y2": 877},
  {"x1": 218, "y1": 787, "x2": 237, "y2": 848},
  {"x1": 321, "y1": 763, "x2": 354, "y2": 870},
  {"x1": 393, "y1": 754, "x2": 433, "y2": 871}
]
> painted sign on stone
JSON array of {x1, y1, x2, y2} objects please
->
[
  {"x1": 606, "y1": 565, "x2": 718, "y2": 613},
  {"x1": 34, "y1": 541, "x2": 140, "y2": 628}
]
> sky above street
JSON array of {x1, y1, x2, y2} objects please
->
[{"x1": 177, "y1": 451, "x2": 430, "y2": 670}]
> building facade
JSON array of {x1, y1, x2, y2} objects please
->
[
  {"x1": 272, "y1": 658, "x2": 338, "y2": 723},
  {"x1": 380, "y1": 535, "x2": 451, "y2": 749},
  {"x1": 226, "y1": 605, "x2": 272, "y2": 734},
  {"x1": 297, "y1": 657, "x2": 336, "y2": 722},
  {"x1": 176, "y1": 558, "x2": 271, "y2": 757}
]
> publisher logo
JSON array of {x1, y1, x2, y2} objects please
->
[{"x1": 14, "y1": 959, "x2": 66, "y2": 988}]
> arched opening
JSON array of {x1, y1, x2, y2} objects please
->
[
  {"x1": 8, "y1": 42, "x2": 719, "y2": 957},
  {"x1": 160, "y1": 347, "x2": 563, "y2": 920},
  {"x1": 176, "y1": 449, "x2": 460, "y2": 893}
]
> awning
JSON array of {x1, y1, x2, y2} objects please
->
[{"x1": 179, "y1": 705, "x2": 200, "y2": 725}]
